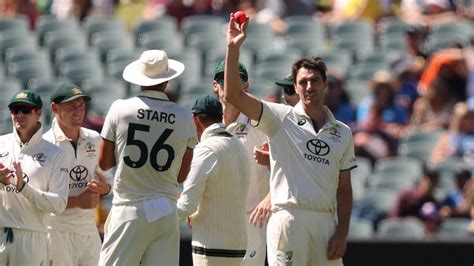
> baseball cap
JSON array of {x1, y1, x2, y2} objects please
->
[
  {"x1": 8, "y1": 90, "x2": 43, "y2": 108},
  {"x1": 213, "y1": 61, "x2": 248, "y2": 83},
  {"x1": 191, "y1": 95, "x2": 223, "y2": 116},
  {"x1": 50, "y1": 83, "x2": 91, "y2": 103},
  {"x1": 275, "y1": 73, "x2": 294, "y2": 86}
]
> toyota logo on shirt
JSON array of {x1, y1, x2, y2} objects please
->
[
  {"x1": 306, "y1": 139, "x2": 330, "y2": 156},
  {"x1": 69, "y1": 165, "x2": 88, "y2": 182}
]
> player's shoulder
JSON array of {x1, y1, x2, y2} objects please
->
[
  {"x1": 0, "y1": 133, "x2": 13, "y2": 146},
  {"x1": 81, "y1": 127, "x2": 101, "y2": 140},
  {"x1": 333, "y1": 120, "x2": 353, "y2": 137},
  {"x1": 39, "y1": 137, "x2": 66, "y2": 156},
  {"x1": 43, "y1": 127, "x2": 54, "y2": 140}
]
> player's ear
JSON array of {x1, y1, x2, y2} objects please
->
[{"x1": 51, "y1": 102, "x2": 58, "y2": 113}]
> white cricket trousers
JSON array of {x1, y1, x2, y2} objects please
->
[
  {"x1": 242, "y1": 212, "x2": 267, "y2": 266},
  {"x1": 99, "y1": 212, "x2": 179, "y2": 266},
  {"x1": 0, "y1": 228, "x2": 47, "y2": 266},
  {"x1": 47, "y1": 230, "x2": 101, "y2": 266},
  {"x1": 266, "y1": 209, "x2": 343, "y2": 266}
]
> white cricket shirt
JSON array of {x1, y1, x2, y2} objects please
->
[
  {"x1": 177, "y1": 123, "x2": 249, "y2": 250},
  {"x1": 101, "y1": 90, "x2": 198, "y2": 205},
  {"x1": 227, "y1": 113, "x2": 270, "y2": 212},
  {"x1": 44, "y1": 118, "x2": 109, "y2": 234},
  {"x1": 256, "y1": 101, "x2": 357, "y2": 213},
  {"x1": 0, "y1": 124, "x2": 69, "y2": 232}
]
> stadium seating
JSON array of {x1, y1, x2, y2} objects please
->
[
  {"x1": 435, "y1": 218, "x2": 471, "y2": 238},
  {"x1": 377, "y1": 218, "x2": 426, "y2": 238},
  {"x1": 349, "y1": 218, "x2": 375, "y2": 238},
  {"x1": 133, "y1": 16, "x2": 178, "y2": 46}
]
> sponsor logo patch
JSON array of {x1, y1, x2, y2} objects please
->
[
  {"x1": 306, "y1": 139, "x2": 330, "y2": 156},
  {"x1": 69, "y1": 165, "x2": 88, "y2": 182}
]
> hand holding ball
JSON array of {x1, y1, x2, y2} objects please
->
[{"x1": 233, "y1": 11, "x2": 247, "y2": 25}]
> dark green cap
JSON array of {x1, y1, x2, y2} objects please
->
[
  {"x1": 275, "y1": 73, "x2": 294, "y2": 86},
  {"x1": 191, "y1": 95, "x2": 223, "y2": 116},
  {"x1": 213, "y1": 61, "x2": 248, "y2": 82},
  {"x1": 50, "y1": 83, "x2": 91, "y2": 103},
  {"x1": 8, "y1": 90, "x2": 43, "y2": 108}
]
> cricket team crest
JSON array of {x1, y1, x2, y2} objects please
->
[
  {"x1": 16, "y1": 92, "x2": 28, "y2": 99},
  {"x1": 85, "y1": 141, "x2": 96, "y2": 157},
  {"x1": 234, "y1": 123, "x2": 247, "y2": 138},
  {"x1": 285, "y1": 251, "x2": 294, "y2": 266},
  {"x1": 33, "y1": 153, "x2": 47, "y2": 166},
  {"x1": 328, "y1": 127, "x2": 342, "y2": 143}
]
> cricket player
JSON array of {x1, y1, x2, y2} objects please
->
[
  {"x1": 0, "y1": 90, "x2": 69, "y2": 266},
  {"x1": 223, "y1": 15, "x2": 356, "y2": 265},
  {"x1": 44, "y1": 84, "x2": 112, "y2": 266},
  {"x1": 98, "y1": 49, "x2": 198, "y2": 265},
  {"x1": 212, "y1": 61, "x2": 271, "y2": 265},
  {"x1": 177, "y1": 95, "x2": 250, "y2": 266}
]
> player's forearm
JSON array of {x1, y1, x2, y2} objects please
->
[
  {"x1": 223, "y1": 48, "x2": 242, "y2": 105},
  {"x1": 66, "y1": 196, "x2": 79, "y2": 209},
  {"x1": 20, "y1": 184, "x2": 67, "y2": 215},
  {"x1": 335, "y1": 186, "x2": 352, "y2": 237}
]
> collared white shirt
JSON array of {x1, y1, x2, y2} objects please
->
[
  {"x1": 0, "y1": 123, "x2": 69, "y2": 232},
  {"x1": 177, "y1": 123, "x2": 249, "y2": 250},
  {"x1": 44, "y1": 118, "x2": 110, "y2": 234},
  {"x1": 256, "y1": 101, "x2": 357, "y2": 213},
  {"x1": 227, "y1": 113, "x2": 270, "y2": 212}
]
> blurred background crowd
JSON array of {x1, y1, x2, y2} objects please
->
[{"x1": 1, "y1": 0, "x2": 474, "y2": 240}]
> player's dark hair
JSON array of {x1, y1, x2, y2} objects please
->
[
  {"x1": 291, "y1": 57, "x2": 327, "y2": 83},
  {"x1": 141, "y1": 81, "x2": 168, "y2": 92}
]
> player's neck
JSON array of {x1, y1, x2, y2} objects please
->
[
  {"x1": 62, "y1": 126, "x2": 80, "y2": 143},
  {"x1": 304, "y1": 103, "x2": 325, "y2": 123}
]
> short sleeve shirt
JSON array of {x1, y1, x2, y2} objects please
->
[
  {"x1": 256, "y1": 101, "x2": 357, "y2": 213},
  {"x1": 101, "y1": 90, "x2": 198, "y2": 205}
]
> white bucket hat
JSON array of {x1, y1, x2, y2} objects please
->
[{"x1": 123, "y1": 50, "x2": 185, "y2": 86}]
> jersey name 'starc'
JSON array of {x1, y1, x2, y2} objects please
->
[{"x1": 137, "y1": 108, "x2": 175, "y2": 124}]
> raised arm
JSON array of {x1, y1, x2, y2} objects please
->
[{"x1": 223, "y1": 13, "x2": 262, "y2": 122}]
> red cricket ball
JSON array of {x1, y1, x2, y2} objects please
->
[{"x1": 233, "y1": 11, "x2": 247, "y2": 25}]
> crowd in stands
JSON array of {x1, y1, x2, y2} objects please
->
[{"x1": 1, "y1": 0, "x2": 474, "y2": 239}]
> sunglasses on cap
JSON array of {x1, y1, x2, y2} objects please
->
[
  {"x1": 10, "y1": 105, "x2": 35, "y2": 115},
  {"x1": 282, "y1": 85, "x2": 295, "y2": 96}
]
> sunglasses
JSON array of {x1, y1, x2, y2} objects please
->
[
  {"x1": 282, "y1": 85, "x2": 296, "y2": 96},
  {"x1": 10, "y1": 105, "x2": 35, "y2": 115}
]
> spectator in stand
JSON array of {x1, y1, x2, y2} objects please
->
[
  {"x1": 391, "y1": 56, "x2": 422, "y2": 116},
  {"x1": 50, "y1": 0, "x2": 92, "y2": 21},
  {"x1": 0, "y1": 0, "x2": 39, "y2": 29},
  {"x1": 411, "y1": 75, "x2": 457, "y2": 133},
  {"x1": 390, "y1": 166, "x2": 440, "y2": 220},
  {"x1": 403, "y1": 24, "x2": 428, "y2": 60},
  {"x1": 439, "y1": 168, "x2": 473, "y2": 220},
  {"x1": 418, "y1": 48, "x2": 468, "y2": 103},
  {"x1": 429, "y1": 102, "x2": 474, "y2": 165},
  {"x1": 357, "y1": 70, "x2": 409, "y2": 139},
  {"x1": 353, "y1": 104, "x2": 399, "y2": 165},
  {"x1": 325, "y1": 75, "x2": 355, "y2": 126}
]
